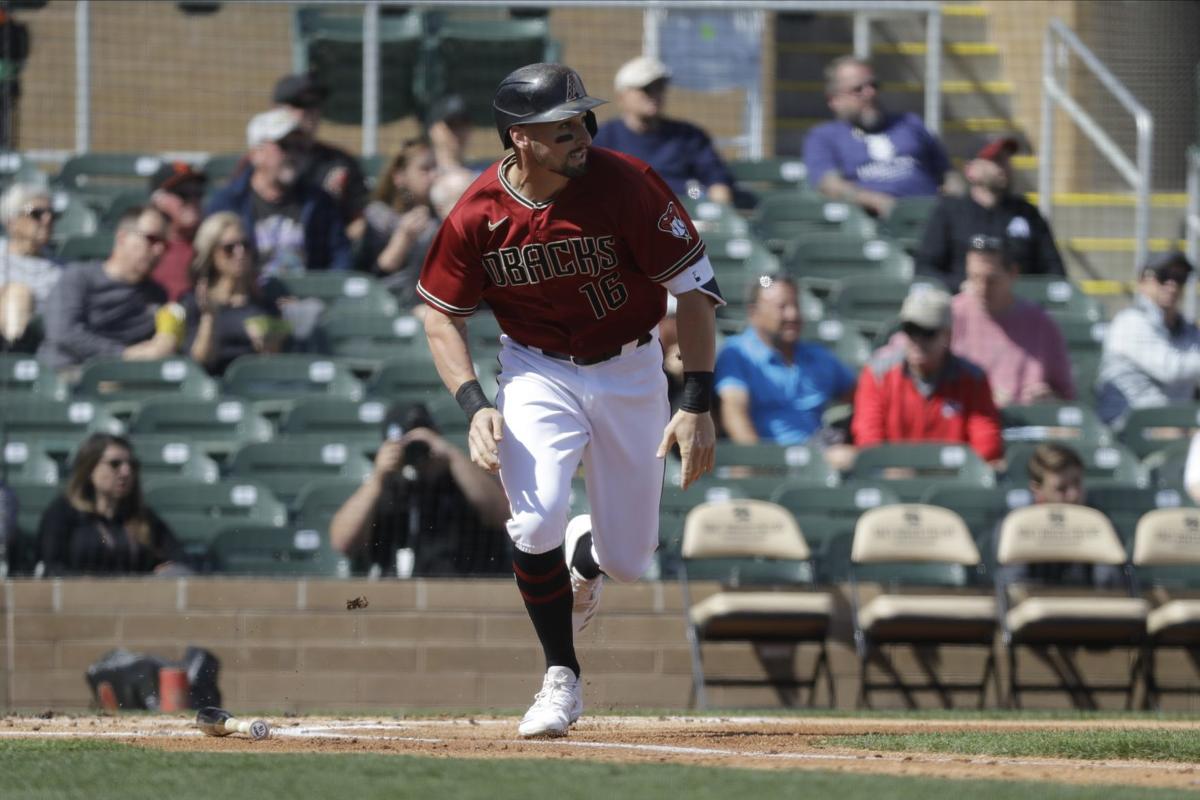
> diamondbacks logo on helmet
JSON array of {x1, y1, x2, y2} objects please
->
[
  {"x1": 657, "y1": 202, "x2": 691, "y2": 244},
  {"x1": 565, "y1": 71, "x2": 584, "y2": 102}
]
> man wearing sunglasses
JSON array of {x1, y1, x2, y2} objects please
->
[
  {"x1": 1097, "y1": 252, "x2": 1200, "y2": 426},
  {"x1": 852, "y1": 287, "x2": 1003, "y2": 464},
  {"x1": 39, "y1": 206, "x2": 177, "y2": 374},
  {"x1": 803, "y1": 56, "x2": 952, "y2": 219},
  {"x1": 148, "y1": 161, "x2": 207, "y2": 302}
]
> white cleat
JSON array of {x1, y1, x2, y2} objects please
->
[
  {"x1": 517, "y1": 666, "x2": 583, "y2": 738},
  {"x1": 565, "y1": 514, "x2": 604, "y2": 634}
]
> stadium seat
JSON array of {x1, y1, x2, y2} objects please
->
[
  {"x1": 208, "y1": 523, "x2": 350, "y2": 577},
  {"x1": 7, "y1": 481, "x2": 58, "y2": 572},
  {"x1": 97, "y1": 188, "x2": 151, "y2": 229},
  {"x1": 127, "y1": 398, "x2": 273, "y2": 461},
  {"x1": 277, "y1": 397, "x2": 389, "y2": 457},
  {"x1": 293, "y1": 478, "x2": 364, "y2": 533},
  {"x1": 365, "y1": 354, "x2": 451, "y2": 406},
  {"x1": 1119, "y1": 405, "x2": 1200, "y2": 459},
  {"x1": 277, "y1": 272, "x2": 399, "y2": 316},
  {"x1": 75, "y1": 358, "x2": 219, "y2": 418},
  {"x1": 145, "y1": 479, "x2": 288, "y2": 562},
  {"x1": 1, "y1": 439, "x2": 59, "y2": 485},
  {"x1": 682, "y1": 196, "x2": 750, "y2": 237},
  {"x1": 828, "y1": 275, "x2": 944, "y2": 340},
  {"x1": 0, "y1": 151, "x2": 44, "y2": 193},
  {"x1": 1145, "y1": 437, "x2": 1192, "y2": 492},
  {"x1": 877, "y1": 196, "x2": 938, "y2": 253},
  {"x1": 0, "y1": 354, "x2": 67, "y2": 400},
  {"x1": 0, "y1": 398, "x2": 123, "y2": 471},
  {"x1": 49, "y1": 190, "x2": 101, "y2": 244},
  {"x1": 202, "y1": 153, "x2": 248, "y2": 184},
  {"x1": 848, "y1": 443, "x2": 996, "y2": 502},
  {"x1": 317, "y1": 309, "x2": 425, "y2": 371},
  {"x1": 728, "y1": 157, "x2": 807, "y2": 192},
  {"x1": 701, "y1": 232, "x2": 781, "y2": 276},
  {"x1": 713, "y1": 442, "x2": 837, "y2": 486},
  {"x1": 783, "y1": 232, "x2": 912, "y2": 296},
  {"x1": 798, "y1": 317, "x2": 873, "y2": 371},
  {"x1": 751, "y1": 192, "x2": 875, "y2": 255},
  {"x1": 1013, "y1": 276, "x2": 1106, "y2": 322},
  {"x1": 999, "y1": 402, "x2": 1112, "y2": 446},
  {"x1": 1085, "y1": 481, "x2": 1190, "y2": 546},
  {"x1": 1004, "y1": 440, "x2": 1146, "y2": 488},
  {"x1": 995, "y1": 503, "x2": 1147, "y2": 708},
  {"x1": 56, "y1": 231, "x2": 113, "y2": 263},
  {"x1": 771, "y1": 483, "x2": 899, "y2": 580},
  {"x1": 1131, "y1": 508, "x2": 1200, "y2": 708},
  {"x1": 126, "y1": 436, "x2": 221, "y2": 488},
  {"x1": 226, "y1": 440, "x2": 373, "y2": 506},
  {"x1": 680, "y1": 499, "x2": 833, "y2": 709},
  {"x1": 222, "y1": 354, "x2": 364, "y2": 418},
  {"x1": 848, "y1": 503, "x2": 998, "y2": 708},
  {"x1": 53, "y1": 152, "x2": 165, "y2": 214},
  {"x1": 714, "y1": 271, "x2": 824, "y2": 334}
]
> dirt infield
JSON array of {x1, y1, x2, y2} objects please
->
[{"x1": 2, "y1": 714, "x2": 1198, "y2": 790}]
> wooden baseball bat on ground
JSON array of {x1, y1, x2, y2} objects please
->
[{"x1": 195, "y1": 706, "x2": 271, "y2": 740}]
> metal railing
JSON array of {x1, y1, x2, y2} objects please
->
[{"x1": 1038, "y1": 18, "x2": 1154, "y2": 277}]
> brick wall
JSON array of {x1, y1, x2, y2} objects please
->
[{"x1": 2, "y1": 578, "x2": 1189, "y2": 713}]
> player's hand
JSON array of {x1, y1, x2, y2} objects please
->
[
  {"x1": 373, "y1": 440, "x2": 404, "y2": 475},
  {"x1": 468, "y1": 407, "x2": 504, "y2": 473},
  {"x1": 657, "y1": 410, "x2": 716, "y2": 490}
]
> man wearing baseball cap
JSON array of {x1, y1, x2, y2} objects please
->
[
  {"x1": 592, "y1": 55, "x2": 736, "y2": 204},
  {"x1": 852, "y1": 287, "x2": 1003, "y2": 463},
  {"x1": 272, "y1": 72, "x2": 368, "y2": 225},
  {"x1": 204, "y1": 107, "x2": 351, "y2": 274},
  {"x1": 1096, "y1": 252, "x2": 1200, "y2": 425},
  {"x1": 916, "y1": 136, "x2": 1064, "y2": 289},
  {"x1": 148, "y1": 161, "x2": 206, "y2": 301}
]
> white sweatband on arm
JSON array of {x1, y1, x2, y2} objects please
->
[{"x1": 662, "y1": 254, "x2": 726, "y2": 307}]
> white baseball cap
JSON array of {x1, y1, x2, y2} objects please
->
[
  {"x1": 899, "y1": 288, "x2": 952, "y2": 331},
  {"x1": 246, "y1": 107, "x2": 301, "y2": 148},
  {"x1": 614, "y1": 56, "x2": 672, "y2": 91}
]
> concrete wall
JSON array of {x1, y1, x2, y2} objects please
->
[{"x1": 2, "y1": 578, "x2": 1190, "y2": 713}]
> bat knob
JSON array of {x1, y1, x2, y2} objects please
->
[{"x1": 248, "y1": 720, "x2": 271, "y2": 741}]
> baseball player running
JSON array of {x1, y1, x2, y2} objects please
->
[{"x1": 418, "y1": 63, "x2": 722, "y2": 737}]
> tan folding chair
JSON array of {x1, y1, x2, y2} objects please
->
[
  {"x1": 996, "y1": 504, "x2": 1148, "y2": 709},
  {"x1": 681, "y1": 499, "x2": 833, "y2": 709},
  {"x1": 850, "y1": 504, "x2": 997, "y2": 709},
  {"x1": 1132, "y1": 507, "x2": 1200, "y2": 708}
]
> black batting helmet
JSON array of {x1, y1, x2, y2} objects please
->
[{"x1": 492, "y1": 63, "x2": 607, "y2": 149}]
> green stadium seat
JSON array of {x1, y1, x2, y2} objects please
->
[
  {"x1": 771, "y1": 482, "x2": 900, "y2": 567},
  {"x1": 849, "y1": 443, "x2": 996, "y2": 502},
  {"x1": 56, "y1": 231, "x2": 113, "y2": 263},
  {"x1": 2, "y1": 439, "x2": 59, "y2": 484},
  {"x1": 702, "y1": 233, "x2": 781, "y2": 275},
  {"x1": 713, "y1": 442, "x2": 837, "y2": 486},
  {"x1": 226, "y1": 440, "x2": 373, "y2": 506},
  {"x1": 1013, "y1": 276, "x2": 1106, "y2": 322},
  {"x1": 1000, "y1": 402, "x2": 1112, "y2": 446},
  {"x1": 207, "y1": 523, "x2": 350, "y2": 577},
  {"x1": 365, "y1": 355, "x2": 450, "y2": 406},
  {"x1": 1004, "y1": 440, "x2": 1147, "y2": 488},
  {"x1": 49, "y1": 190, "x2": 101, "y2": 244},
  {"x1": 0, "y1": 398, "x2": 122, "y2": 472},
  {"x1": 292, "y1": 7, "x2": 423, "y2": 125},
  {"x1": 714, "y1": 271, "x2": 824, "y2": 334},
  {"x1": 202, "y1": 153, "x2": 248, "y2": 184},
  {"x1": 1086, "y1": 480, "x2": 1191, "y2": 547},
  {"x1": 751, "y1": 191, "x2": 875, "y2": 255},
  {"x1": 127, "y1": 398, "x2": 273, "y2": 461},
  {"x1": 828, "y1": 276, "x2": 944, "y2": 340},
  {"x1": 878, "y1": 196, "x2": 938, "y2": 253},
  {"x1": 728, "y1": 157, "x2": 808, "y2": 192},
  {"x1": 145, "y1": 479, "x2": 288, "y2": 561},
  {"x1": 277, "y1": 272, "x2": 399, "y2": 316},
  {"x1": 126, "y1": 436, "x2": 221, "y2": 487},
  {"x1": 799, "y1": 317, "x2": 872, "y2": 371},
  {"x1": 75, "y1": 358, "x2": 219, "y2": 419},
  {"x1": 1144, "y1": 437, "x2": 1192, "y2": 492},
  {"x1": 682, "y1": 196, "x2": 750, "y2": 237},
  {"x1": 278, "y1": 397, "x2": 389, "y2": 457},
  {"x1": 317, "y1": 310, "x2": 425, "y2": 371},
  {"x1": 7, "y1": 481, "x2": 58, "y2": 571},
  {"x1": 98, "y1": 188, "x2": 152, "y2": 230},
  {"x1": 293, "y1": 478, "x2": 364, "y2": 533},
  {"x1": 784, "y1": 232, "x2": 913, "y2": 296},
  {"x1": 0, "y1": 151, "x2": 44, "y2": 192},
  {"x1": 222, "y1": 354, "x2": 364, "y2": 418},
  {"x1": 0, "y1": 354, "x2": 67, "y2": 400},
  {"x1": 53, "y1": 152, "x2": 166, "y2": 214},
  {"x1": 1120, "y1": 405, "x2": 1200, "y2": 459}
]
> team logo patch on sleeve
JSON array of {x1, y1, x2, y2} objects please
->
[{"x1": 657, "y1": 202, "x2": 692, "y2": 244}]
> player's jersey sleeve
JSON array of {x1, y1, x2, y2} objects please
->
[
  {"x1": 619, "y1": 158, "x2": 706, "y2": 284},
  {"x1": 416, "y1": 211, "x2": 485, "y2": 317}
]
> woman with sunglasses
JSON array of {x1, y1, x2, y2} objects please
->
[
  {"x1": 0, "y1": 183, "x2": 62, "y2": 352},
  {"x1": 37, "y1": 434, "x2": 184, "y2": 576},
  {"x1": 183, "y1": 211, "x2": 289, "y2": 375}
]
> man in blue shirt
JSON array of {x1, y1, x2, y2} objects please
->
[
  {"x1": 803, "y1": 56, "x2": 952, "y2": 219},
  {"x1": 716, "y1": 274, "x2": 855, "y2": 445},
  {"x1": 593, "y1": 56, "x2": 736, "y2": 205}
]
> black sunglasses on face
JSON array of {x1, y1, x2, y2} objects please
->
[
  {"x1": 1155, "y1": 270, "x2": 1190, "y2": 285},
  {"x1": 103, "y1": 457, "x2": 138, "y2": 470},
  {"x1": 901, "y1": 322, "x2": 941, "y2": 341},
  {"x1": 219, "y1": 240, "x2": 249, "y2": 257},
  {"x1": 845, "y1": 79, "x2": 879, "y2": 95},
  {"x1": 23, "y1": 205, "x2": 56, "y2": 222}
]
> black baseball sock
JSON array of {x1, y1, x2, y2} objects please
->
[
  {"x1": 512, "y1": 546, "x2": 580, "y2": 678},
  {"x1": 570, "y1": 532, "x2": 602, "y2": 580}
]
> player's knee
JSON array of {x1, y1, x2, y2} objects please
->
[
  {"x1": 506, "y1": 509, "x2": 568, "y2": 555},
  {"x1": 598, "y1": 543, "x2": 657, "y2": 583}
]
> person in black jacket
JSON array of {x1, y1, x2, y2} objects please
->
[
  {"x1": 916, "y1": 137, "x2": 1064, "y2": 290},
  {"x1": 37, "y1": 434, "x2": 184, "y2": 576}
]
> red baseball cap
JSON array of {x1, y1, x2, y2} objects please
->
[{"x1": 976, "y1": 137, "x2": 1019, "y2": 162}]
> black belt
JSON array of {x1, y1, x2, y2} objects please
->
[{"x1": 539, "y1": 332, "x2": 653, "y2": 366}]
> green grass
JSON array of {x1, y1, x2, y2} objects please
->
[
  {"x1": 0, "y1": 739, "x2": 1194, "y2": 800},
  {"x1": 817, "y1": 729, "x2": 1200, "y2": 762}
]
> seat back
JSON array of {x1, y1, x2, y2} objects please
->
[
  {"x1": 279, "y1": 398, "x2": 389, "y2": 440},
  {"x1": 799, "y1": 318, "x2": 872, "y2": 370},
  {"x1": 996, "y1": 503, "x2": 1126, "y2": 567},
  {"x1": 366, "y1": 355, "x2": 448, "y2": 404},
  {"x1": 713, "y1": 443, "x2": 836, "y2": 485},
  {"x1": 127, "y1": 436, "x2": 221, "y2": 487},
  {"x1": 784, "y1": 233, "x2": 911, "y2": 292},
  {"x1": 0, "y1": 354, "x2": 67, "y2": 400},
  {"x1": 76, "y1": 358, "x2": 219, "y2": 403},
  {"x1": 127, "y1": 398, "x2": 273, "y2": 456},
  {"x1": 293, "y1": 478, "x2": 364, "y2": 532},
  {"x1": 2, "y1": 440, "x2": 59, "y2": 484},
  {"x1": 681, "y1": 499, "x2": 815, "y2": 585},
  {"x1": 1133, "y1": 507, "x2": 1200, "y2": 567},
  {"x1": 1000, "y1": 403, "x2": 1112, "y2": 446},
  {"x1": 222, "y1": 355, "x2": 363, "y2": 402},
  {"x1": 317, "y1": 310, "x2": 424, "y2": 366},
  {"x1": 208, "y1": 523, "x2": 350, "y2": 576},
  {"x1": 277, "y1": 272, "x2": 399, "y2": 316},
  {"x1": 57, "y1": 232, "x2": 114, "y2": 263},
  {"x1": 852, "y1": 504, "x2": 980, "y2": 566},
  {"x1": 1012, "y1": 276, "x2": 1105, "y2": 321},
  {"x1": 829, "y1": 276, "x2": 942, "y2": 339},
  {"x1": 145, "y1": 479, "x2": 287, "y2": 526},
  {"x1": 728, "y1": 157, "x2": 807, "y2": 191},
  {"x1": 1004, "y1": 441, "x2": 1145, "y2": 488},
  {"x1": 752, "y1": 193, "x2": 874, "y2": 254},
  {"x1": 226, "y1": 440, "x2": 373, "y2": 505},
  {"x1": 849, "y1": 443, "x2": 995, "y2": 501},
  {"x1": 1120, "y1": 406, "x2": 1200, "y2": 459}
]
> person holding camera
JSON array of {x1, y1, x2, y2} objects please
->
[{"x1": 329, "y1": 402, "x2": 511, "y2": 576}]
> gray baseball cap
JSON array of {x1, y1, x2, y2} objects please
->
[{"x1": 899, "y1": 288, "x2": 952, "y2": 331}]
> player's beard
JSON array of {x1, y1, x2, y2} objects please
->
[{"x1": 542, "y1": 146, "x2": 588, "y2": 179}]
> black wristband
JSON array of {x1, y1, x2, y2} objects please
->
[
  {"x1": 680, "y1": 371, "x2": 714, "y2": 414},
  {"x1": 454, "y1": 379, "x2": 494, "y2": 422}
]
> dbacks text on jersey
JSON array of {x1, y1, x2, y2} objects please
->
[{"x1": 481, "y1": 235, "x2": 619, "y2": 287}]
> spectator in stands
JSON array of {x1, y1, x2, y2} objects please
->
[
  {"x1": 716, "y1": 274, "x2": 855, "y2": 445},
  {"x1": 359, "y1": 138, "x2": 440, "y2": 308},
  {"x1": 1096, "y1": 252, "x2": 1200, "y2": 427},
  {"x1": 37, "y1": 433, "x2": 184, "y2": 576},
  {"x1": 951, "y1": 234, "x2": 1074, "y2": 407},
  {"x1": 0, "y1": 183, "x2": 61, "y2": 352},
  {"x1": 330, "y1": 401, "x2": 511, "y2": 577},
  {"x1": 916, "y1": 137, "x2": 1064, "y2": 289},
  {"x1": 429, "y1": 168, "x2": 476, "y2": 221},
  {"x1": 804, "y1": 56, "x2": 953, "y2": 218},
  {"x1": 852, "y1": 288, "x2": 1003, "y2": 463},
  {"x1": 272, "y1": 72, "x2": 368, "y2": 227},
  {"x1": 205, "y1": 107, "x2": 352, "y2": 276},
  {"x1": 593, "y1": 55, "x2": 735, "y2": 204},
  {"x1": 38, "y1": 206, "x2": 178, "y2": 375},
  {"x1": 182, "y1": 212, "x2": 289, "y2": 376},
  {"x1": 424, "y1": 94, "x2": 477, "y2": 179},
  {"x1": 148, "y1": 161, "x2": 206, "y2": 302}
]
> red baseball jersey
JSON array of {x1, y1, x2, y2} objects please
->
[{"x1": 417, "y1": 147, "x2": 706, "y2": 358}]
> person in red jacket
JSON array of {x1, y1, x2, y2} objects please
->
[{"x1": 852, "y1": 287, "x2": 1004, "y2": 464}]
